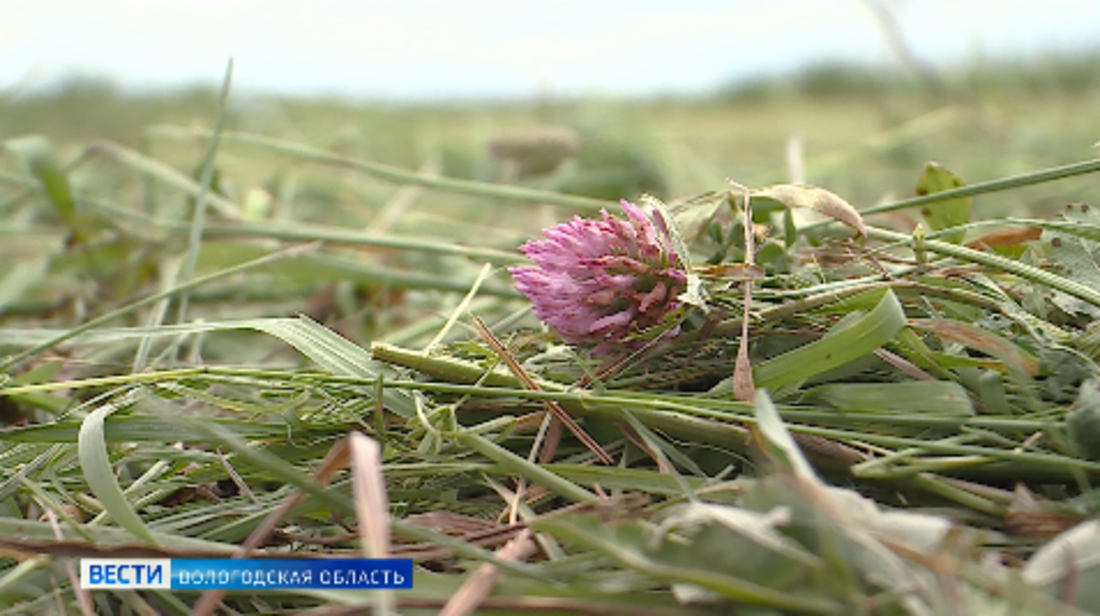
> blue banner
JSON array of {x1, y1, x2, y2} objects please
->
[{"x1": 80, "y1": 558, "x2": 413, "y2": 590}]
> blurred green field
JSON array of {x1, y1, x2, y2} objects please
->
[
  {"x1": 5, "y1": 53, "x2": 1098, "y2": 213},
  {"x1": 3, "y1": 57, "x2": 1097, "y2": 340}
]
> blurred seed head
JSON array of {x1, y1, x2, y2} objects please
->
[{"x1": 486, "y1": 126, "x2": 581, "y2": 179}]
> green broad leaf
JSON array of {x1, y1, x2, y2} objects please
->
[
  {"x1": 977, "y1": 370, "x2": 1011, "y2": 415},
  {"x1": 800, "y1": 381, "x2": 974, "y2": 416},
  {"x1": 754, "y1": 290, "x2": 906, "y2": 391},
  {"x1": 247, "y1": 316, "x2": 381, "y2": 377},
  {"x1": 752, "y1": 390, "x2": 817, "y2": 480},
  {"x1": 3, "y1": 135, "x2": 76, "y2": 225},
  {"x1": 783, "y1": 207, "x2": 798, "y2": 248},
  {"x1": 78, "y1": 401, "x2": 159, "y2": 545},
  {"x1": 1067, "y1": 379, "x2": 1100, "y2": 461},
  {"x1": 1023, "y1": 519, "x2": 1100, "y2": 610},
  {"x1": 1033, "y1": 203, "x2": 1100, "y2": 318},
  {"x1": 752, "y1": 183, "x2": 866, "y2": 238},
  {"x1": 915, "y1": 162, "x2": 971, "y2": 244},
  {"x1": 1022, "y1": 210, "x2": 1100, "y2": 244}
]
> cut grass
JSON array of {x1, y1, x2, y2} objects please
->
[{"x1": 1, "y1": 74, "x2": 1100, "y2": 614}]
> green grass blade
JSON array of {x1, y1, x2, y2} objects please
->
[
  {"x1": 195, "y1": 220, "x2": 525, "y2": 264},
  {"x1": 77, "y1": 399, "x2": 159, "y2": 545},
  {"x1": 87, "y1": 140, "x2": 242, "y2": 219},
  {"x1": 867, "y1": 226, "x2": 1100, "y2": 309},
  {"x1": 173, "y1": 59, "x2": 234, "y2": 332},
  {"x1": 146, "y1": 126, "x2": 616, "y2": 214},
  {"x1": 456, "y1": 432, "x2": 600, "y2": 503},
  {"x1": 0, "y1": 244, "x2": 315, "y2": 372},
  {"x1": 800, "y1": 381, "x2": 974, "y2": 415},
  {"x1": 149, "y1": 402, "x2": 353, "y2": 513},
  {"x1": 754, "y1": 289, "x2": 906, "y2": 391}
]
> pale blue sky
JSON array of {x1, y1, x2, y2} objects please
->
[{"x1": 2, "y1": 0, "x2": 1098, "y2": 100}]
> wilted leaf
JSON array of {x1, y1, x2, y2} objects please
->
[
  {"x1": 1023, "y1": 519, "x2": 1100, "y2": 609},
  {"x1": 531, "y1": 510, "x2": 838, "y2": 612},
  {"x1": 1006, "y1": 485, "x2": 1084, "y2": 539},
  {"x1": 651, "y1": 503, "x2": 822, "y2": 601},
  {"x1": 916, "y1": 162, "x2": 971, "y2": 244},
  {"x1": 965, "y1": 226, "x2": 1041, "y2": 252},
  {"x1": 822, "y1": 485, "x2": 953, "y2": 551},
  {"x1": 655, "y1": 503, "x2": 820, "y2": 567},
  {"x1": 733, "y1": 340, "x2": 755, "y2": 402},
  {"x1": 909, "y1": 319, "x2": 1039, "y2": 378},
  {"x1": 678, "y1": 273, "x2": 710, "y2": 312},
  {"x1": 752, "y1": 184, "x2": 865, "y2": 238}
]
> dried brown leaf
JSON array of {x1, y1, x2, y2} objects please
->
[
  {"x1": 965, "y1": 227, "x2": 1042, "y2": 250},
  {"x1": 440, "y1": 530, "x2": 538, "y2": 616},
  {"x1": 753, "y1": 183, "x2": 866, "y2": 238},
  {"x1": 697, "y1": 263, "x2": 766, "y2": 281}
]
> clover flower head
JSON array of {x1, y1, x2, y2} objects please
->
[{"x1": 509, "y1": 200, "x2": 687, "y2": 355}]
